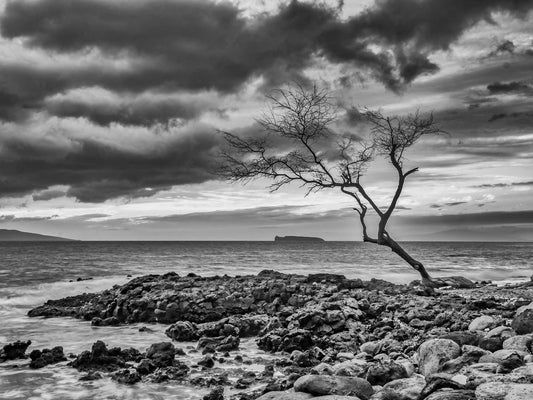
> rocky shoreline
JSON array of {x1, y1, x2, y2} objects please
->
[{"x1": 3, "y1": 270, "x2": 533, "y2": 400}]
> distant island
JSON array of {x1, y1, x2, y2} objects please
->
[
  {"x1": 274, "y1": 235, "x2": 325, "y2": 242},
  {"x1": 0, "y1": 229, "x2": 75, "y2": 242}
]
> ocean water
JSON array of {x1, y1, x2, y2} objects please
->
[{"x1": 0, "y1": 241, "x2": 531, "y2": 399}]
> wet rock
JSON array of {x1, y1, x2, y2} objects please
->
[
  {"x1": 0, "y1": 340, "x2": 31, "y2": 361},
  {"x1": 136, "y1": 359, "x2": 156, "y2": 375},
  {"x1": 198, "y1": 355, "x2": 215, "y2": 368},
  {"x1": 70, "y1": 340, "x2": 141, "y2": 372},
  {"x1": 147, "y1": 364, "x2": 190, "y2": 382},
  {"x1": 111, "y1": 368, "x2": 141, "y2": 384},
  {"x1": 146, "y1": 342, "x2": 175, "y2": 367},
  {"x1": 166, "y1": 321, "x2": 199, "y2": 341},
  {"x1": 203, "y1": 386, "x2": 225, "y2": 400},
  {"x1": 258, "y1": 329, "x2": 314, "y2": 353},
  {"x1": 198, "y1": 335, "x2": 239, "y2": 352},
  {"x1": 418, "y1": 339, "x2": 461, "y2": 377},
  {"x1": 293, "y1": 375, "x2": 373, "y2": 400},
  {"x1": 29, "y1": 346, "x2": 67, "y2": 368},
  {"x1": 79, "y1": 371, "x2": 104, "y2": 381},
  {"x1": 91, "y1": 316, "x2": 120, "y2": 326}
]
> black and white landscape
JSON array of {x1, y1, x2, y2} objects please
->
[{"x1": 0, "y1": 1, "x2": 532, "y2": 400}]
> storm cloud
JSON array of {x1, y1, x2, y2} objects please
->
[
  {"x1": 0, "y1": 120, "x2": 221, "y2": 202},
  {"x1": 0, "y1": 0, "x2": 532, "y2": 204}
]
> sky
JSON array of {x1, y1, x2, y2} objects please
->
[{"x1": 0, "y1": 0, "x2": 532, "y2": 241}]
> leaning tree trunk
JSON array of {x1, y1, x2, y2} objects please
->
[
  {"x1": 372, "y1": 230, "x2": 432, "y2": 284},
  {"x1": 384, "y1": 237, "x2": 432, "y2": 283}
]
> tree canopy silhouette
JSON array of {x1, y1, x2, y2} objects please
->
[{"x1": 219, "y1": 85, "x2": 444, "y2": 284}]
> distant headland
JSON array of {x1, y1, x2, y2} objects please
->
[
  {"x1": 0, "y1": 229, "x2": 76, "y2": 242},
  {"x1": 274, "y1": 235, "x2": 325, "y2": 242}
]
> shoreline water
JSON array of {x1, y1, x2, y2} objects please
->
[{"x1": 1, "y1": 241, "x2": 532, "y2": 399}]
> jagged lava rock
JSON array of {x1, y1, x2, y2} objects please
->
[
  {"x1": 146, "y1": 342, "x2": 175, "y2": 367},
  {"x1": 1, "y1": 340, "x2": 31, "y2": 361},
  {"x1": 29, "y1": 346, "x2": 67, "y2": 368}
]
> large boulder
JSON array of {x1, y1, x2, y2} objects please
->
[
  {"x1": 294, "y1": 375, "x2": 373, "y2": 400},
  {"x1": 418, "y1": 339, "x2": 461, "y2": 377},
  {"x1": 512, "y1": 304, "x2": 533, "y2": 335}
]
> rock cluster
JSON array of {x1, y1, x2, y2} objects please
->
[{"x1": 17, "y1": 271, "x2": 533, "y2": 399}]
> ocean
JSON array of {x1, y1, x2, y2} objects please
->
[{"x1": 0, "y1": 241, "x2": 531, "y2": 399}]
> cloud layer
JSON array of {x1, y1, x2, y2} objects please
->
[{"x1": 0, "y1": 0, "x2": 531, "y2": 210}]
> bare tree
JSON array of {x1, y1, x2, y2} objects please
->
[{"x1": 219, "y1": 85, "x2": 444, "y2": 284}]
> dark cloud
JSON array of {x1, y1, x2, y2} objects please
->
[
  {"x1": 429, "y1": 201, "x2": 468, "y2": 209},
  {"x1": 0, "y1": 122, "x2": 221, "y2": 202},
  {"x1": 32, "y1": 189, "x2": 67, "y2": 202},
  {"x1": 0, "y1": 0, "x2": 531, "y2": 123},
  {"x1": 45, "y1": 90, "x2": 220, "y2": 127},
  {"x1": 487, "y1": 39, "x2": 516, "y2": 57},
  {"x1": 475, "y1": 181, "x2": 533, "y2": 188},
  {"x1": 488, "y1": 111, "x2": 533, "y2": 122},
  {"x1": 403, "y1": 210, "x2": 533, "y2": 226},
  {"x1": 487, "y1": 81, "x2": 533, "y2": 95}
]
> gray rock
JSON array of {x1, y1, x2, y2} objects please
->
[
  {"x1": 505, "y1": 384, "x2": 533, "y2": 400},
  {"x1": 512, "y1": 309, "x2": 533, "y2": 335},
  {"x1": 165, "y1": 321, "x2": 199, "y2": 341},
  {"x1": 485, "y1": 326, "x2": 515, "y2": 340},
  {"x1": 293, "y1": 375, "x2": 373, "y2": 400},
  {"x1": 382, "y1": 374, "x2": 426, "y2": 400},
  {"x1": 418, "y1": 339, "x2": 461, "y2": 377},
  {"x1": 365, "y1": 361, "x2": 407, "y2": 385},
  {"x1": 256, "y1": 390, "x2": 313, "y2": 400},
  {"x1": 475, "y1": 382, "x2": 513, "y2": 400},
  {"x1": 469, "y1": 316, "x2": 496, "y2": 332},
  {"x1": 425, "y1": 389, "x2": 475, "y2": 400},
  {"x1": 503, "y1": 335, "x2": 533, "y2": 353},
  {"x1": 333, "y1": 359, "x2": 367, "y2": 377}
]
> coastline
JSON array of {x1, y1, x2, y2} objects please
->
[{"x1": 2, "y1": 270, "x2": 533, "y2": 399}]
